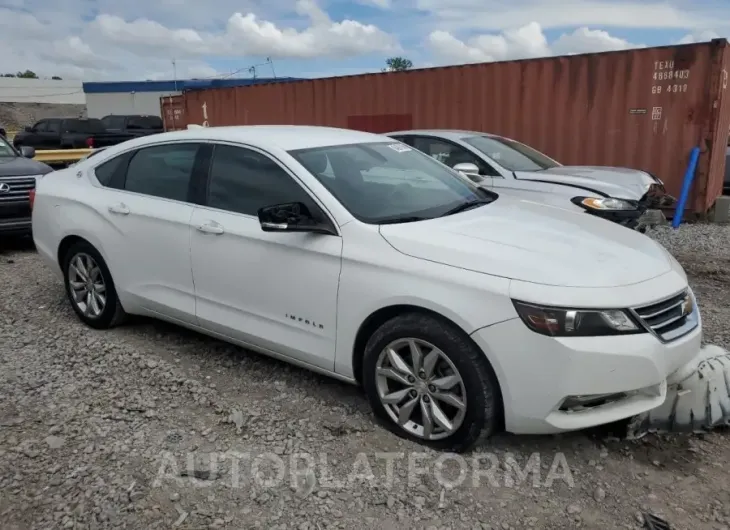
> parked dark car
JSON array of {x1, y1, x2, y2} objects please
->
[
  {"x1": 0, "y1": 136, "x2": 52, "y2": 236},
  {"x1": 12, "y1": 118, "x2": 136, "y2": 150},
  {"x1": 100, "y1": 114, "x2": 164, "y2": 138}
]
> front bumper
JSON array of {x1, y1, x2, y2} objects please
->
[
  {"x1": 0, "y1": 215, "x2": 32, "y2": 236},
  {"x1": 470, "y1": 314, "x2": 702, "y2": 435}
]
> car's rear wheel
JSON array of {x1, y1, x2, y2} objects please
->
[
  {"x1": 62, "y1": 241, "x2": 125, "y2": 329},
  {"x1": 362, "y1": 313, "x2": 501, "y2": 452}
]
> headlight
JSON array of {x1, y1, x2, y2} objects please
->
[
  {"x1": 573, "y1": 196, "x2": 638, "y2": 211},
  {"x1": 512, "y1": 300, "x2": 643, "y2": 337}
]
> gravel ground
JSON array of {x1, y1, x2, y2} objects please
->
[{"x1": 1, "y1": 224, "x2": 730, "y2": 530}]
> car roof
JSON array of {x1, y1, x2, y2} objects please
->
[
  {"x1": 387, "y1": 129, "x2": 499, "y2": 141},
  {"x1": 122, "y1": 125, "x2": 391, "y2": 151}
]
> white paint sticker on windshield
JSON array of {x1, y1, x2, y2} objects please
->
[{"x1": 388, "y1": 143, "x2": 411, "y2": 153}]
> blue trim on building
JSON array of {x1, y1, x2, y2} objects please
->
[{"x1": 82, "y1": 77, "x2": 304, "y2": 94}]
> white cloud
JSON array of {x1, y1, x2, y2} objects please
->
[
  {"x1": 0, "y1": 0, "x2": 399, "y2": 80},
  {"x1": 428, "y1": 22, "x2": 643, "y2": 64},
  {"x1": 415, "y1": 0, "x2": 726, "y2": 32},
  {"x1": 677, "y1": 30, "x2": 722, "y2": 45},
  {"x1": 0, "y1": 0, "x2": 729, "y2": 82}
]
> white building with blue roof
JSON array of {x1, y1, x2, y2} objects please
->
[{"x1": 82, "y1": 77, "x2": 303, "y2": 119}]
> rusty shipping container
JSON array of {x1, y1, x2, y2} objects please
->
[
  {"x1": 178, "y1": 40, "x2": 730, "y2": 213},
  {"x1": 160, "y1": 95, "x2": 186, "y2": 131}
]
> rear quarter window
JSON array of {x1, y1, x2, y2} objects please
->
[{"x1": 93, "y1": 155, "x2": 125, "y2": 187}]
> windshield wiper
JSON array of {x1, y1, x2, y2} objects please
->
[
  {"x1": 440, "y1": 199, "x2": 491, "y2": 217},
  {"x1": 378, "y1": 216, "x2": 429, "y2": 225}
]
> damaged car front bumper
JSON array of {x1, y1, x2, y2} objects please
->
[{"x1": 626, "y1": 343, "x2": 730, "y2": 438}]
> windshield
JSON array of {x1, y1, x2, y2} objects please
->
[
  {"x1": 288, "y1": 141, "x2": 492, "y2": 224},
  {"x1": 463, "y1": 135, "x2": 560, "y2": 172},
  {"x1": 0, "y1": 136, "x2": 17, "y2": 157}
]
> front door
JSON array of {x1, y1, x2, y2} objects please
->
[
  {"x1": 43, "y1": 119, "x2": 62, "y2": 148},
  {"x1": 190, "y1": 143, "x2": 343, "y2": 371}
]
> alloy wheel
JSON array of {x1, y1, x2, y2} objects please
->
[
  {"x1": 68, "y1": 252, "x2": 107, "y2": 318},
  {"x1": 375, "y1": 338, "x2": 467, "y2": 440}
]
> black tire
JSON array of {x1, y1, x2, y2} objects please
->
[
  {"x1": 62, "y1": 240, "x2": 126, "y2": 329},
  {"x1": 362, "y1": 313, "x2": 501, "y2": 453}
]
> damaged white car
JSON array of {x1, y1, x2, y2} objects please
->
[
  {"x1": 32, "y1": 125, "x2": 725, "y2": 453},
  {"x1": 387, "y1": 129, "x2": 674, "y2": 231}
]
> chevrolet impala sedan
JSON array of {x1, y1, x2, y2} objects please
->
[{"x1": 31, "y1": 125, "x2": 701, "y2": 452}]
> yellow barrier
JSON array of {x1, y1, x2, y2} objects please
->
[{"x1": 33, "y1": 149, "x2": 92, "y2": 164}]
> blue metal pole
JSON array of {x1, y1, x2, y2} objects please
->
[{"x1": 672, "y1": 146, "x2": 701, "y2": 229}]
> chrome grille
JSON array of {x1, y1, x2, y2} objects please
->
[
  {"x1": 631, "y1": 289, "x2": 698, "y2": 343},
  {"x1": 0, "y1": 176, "x2": 36, "y2": 205}
]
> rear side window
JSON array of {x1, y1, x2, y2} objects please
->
[
  {"x1": 124, "y1": 143, "x2": 200, "y2": 202},
  {"x1": 93, "y1": 155, "x2": 125, "y2": 187},
  {"x1": 102, "y1": 116, "x2": 126, "y2": 129},
  {"x1": 127, "y1": 116, "x2": 163, "y2": 129},
  {"x1": 64, "y1": 119, "x2": 106, "y2": 134}
]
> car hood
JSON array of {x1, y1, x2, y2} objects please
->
[
  {"x1": 0, "y1": 156, "x2": 52, "y2": 177},
  {"x1": 379, "y1": 196, "x2": 672, "y2": 288},
  {"x1": 514, "y1": 166, "x2": 657, "y2": 200}
]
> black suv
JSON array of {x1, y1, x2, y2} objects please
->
[{"x1": 0, "y1": 137, "x2": 53, "y2": 236}]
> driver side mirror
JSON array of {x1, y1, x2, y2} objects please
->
[
  {"x1": 452, "y1": 162, "x2": 481, "y2": 177},
  {"x1": 258, "y1": 202, "x2": 336, "y2": 235},
  {"x1": 19, "y1": 146, "x2": 35, "y2": 159},
  {"x1": 24, "y1": 126, "x2": 33, "y2": 133}
]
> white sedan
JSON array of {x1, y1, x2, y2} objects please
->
[
  {"x1": 31, "y1": 125, "x2": 702, "y2": 452},
  {"x1": 387, "y1": 129, "x2": 672, "y2": 231}
]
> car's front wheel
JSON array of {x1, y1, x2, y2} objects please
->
[
  {"x1": 62, "y1": 241, "x2": 125, "y2": 329},
  {"x1": 362, "y1": 313, "x2": 501, "y2": 452}
]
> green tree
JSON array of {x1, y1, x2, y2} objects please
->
[
  {"x1": 16, "y1": 70, "x2": 38, "y2": 79},
  {"x1": 383, "y1": 57, "x2": 413, "y2": 72}
]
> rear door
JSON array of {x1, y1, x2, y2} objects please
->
[{"x1": 89, "y1": 141, "x2": 206, "y2": 323}]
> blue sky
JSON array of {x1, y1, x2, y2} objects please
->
[{"x1": 0, "y1": 0, "x2": 728, "y2": 80}]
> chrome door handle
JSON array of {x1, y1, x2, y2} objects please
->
[
  {"x1": 196, "y1": 222, "x2": 224, "y2": 235},
  {"x1": 108, "y1": 203, "x2": 130, "y2": 215}
]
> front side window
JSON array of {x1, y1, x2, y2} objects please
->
[
  {"x1": 123, "y1": 143, "x2": 199, "y2": 201},
  {"x1": 207, "y1": 144, "x2": 315, "y2": 216},
  {"x1": 463, "y1": 135, "x2": 560, "y2": 172},
  {"x1": 32, "y1": 121, "x2": 47, "y2": 132},
  {"x1": 410, "y1": 136, "x2": 499, "y2": 176},
  {"x1": 46, "y1": 120, "x2": 60, "y2": 133},
  {"x1": 289, "y1": 141, "x2": 491, "y2": 224}
]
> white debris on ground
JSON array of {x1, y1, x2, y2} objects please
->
[{"x1": 1, "y1": 225, "x2": 730, "y2": 530}]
